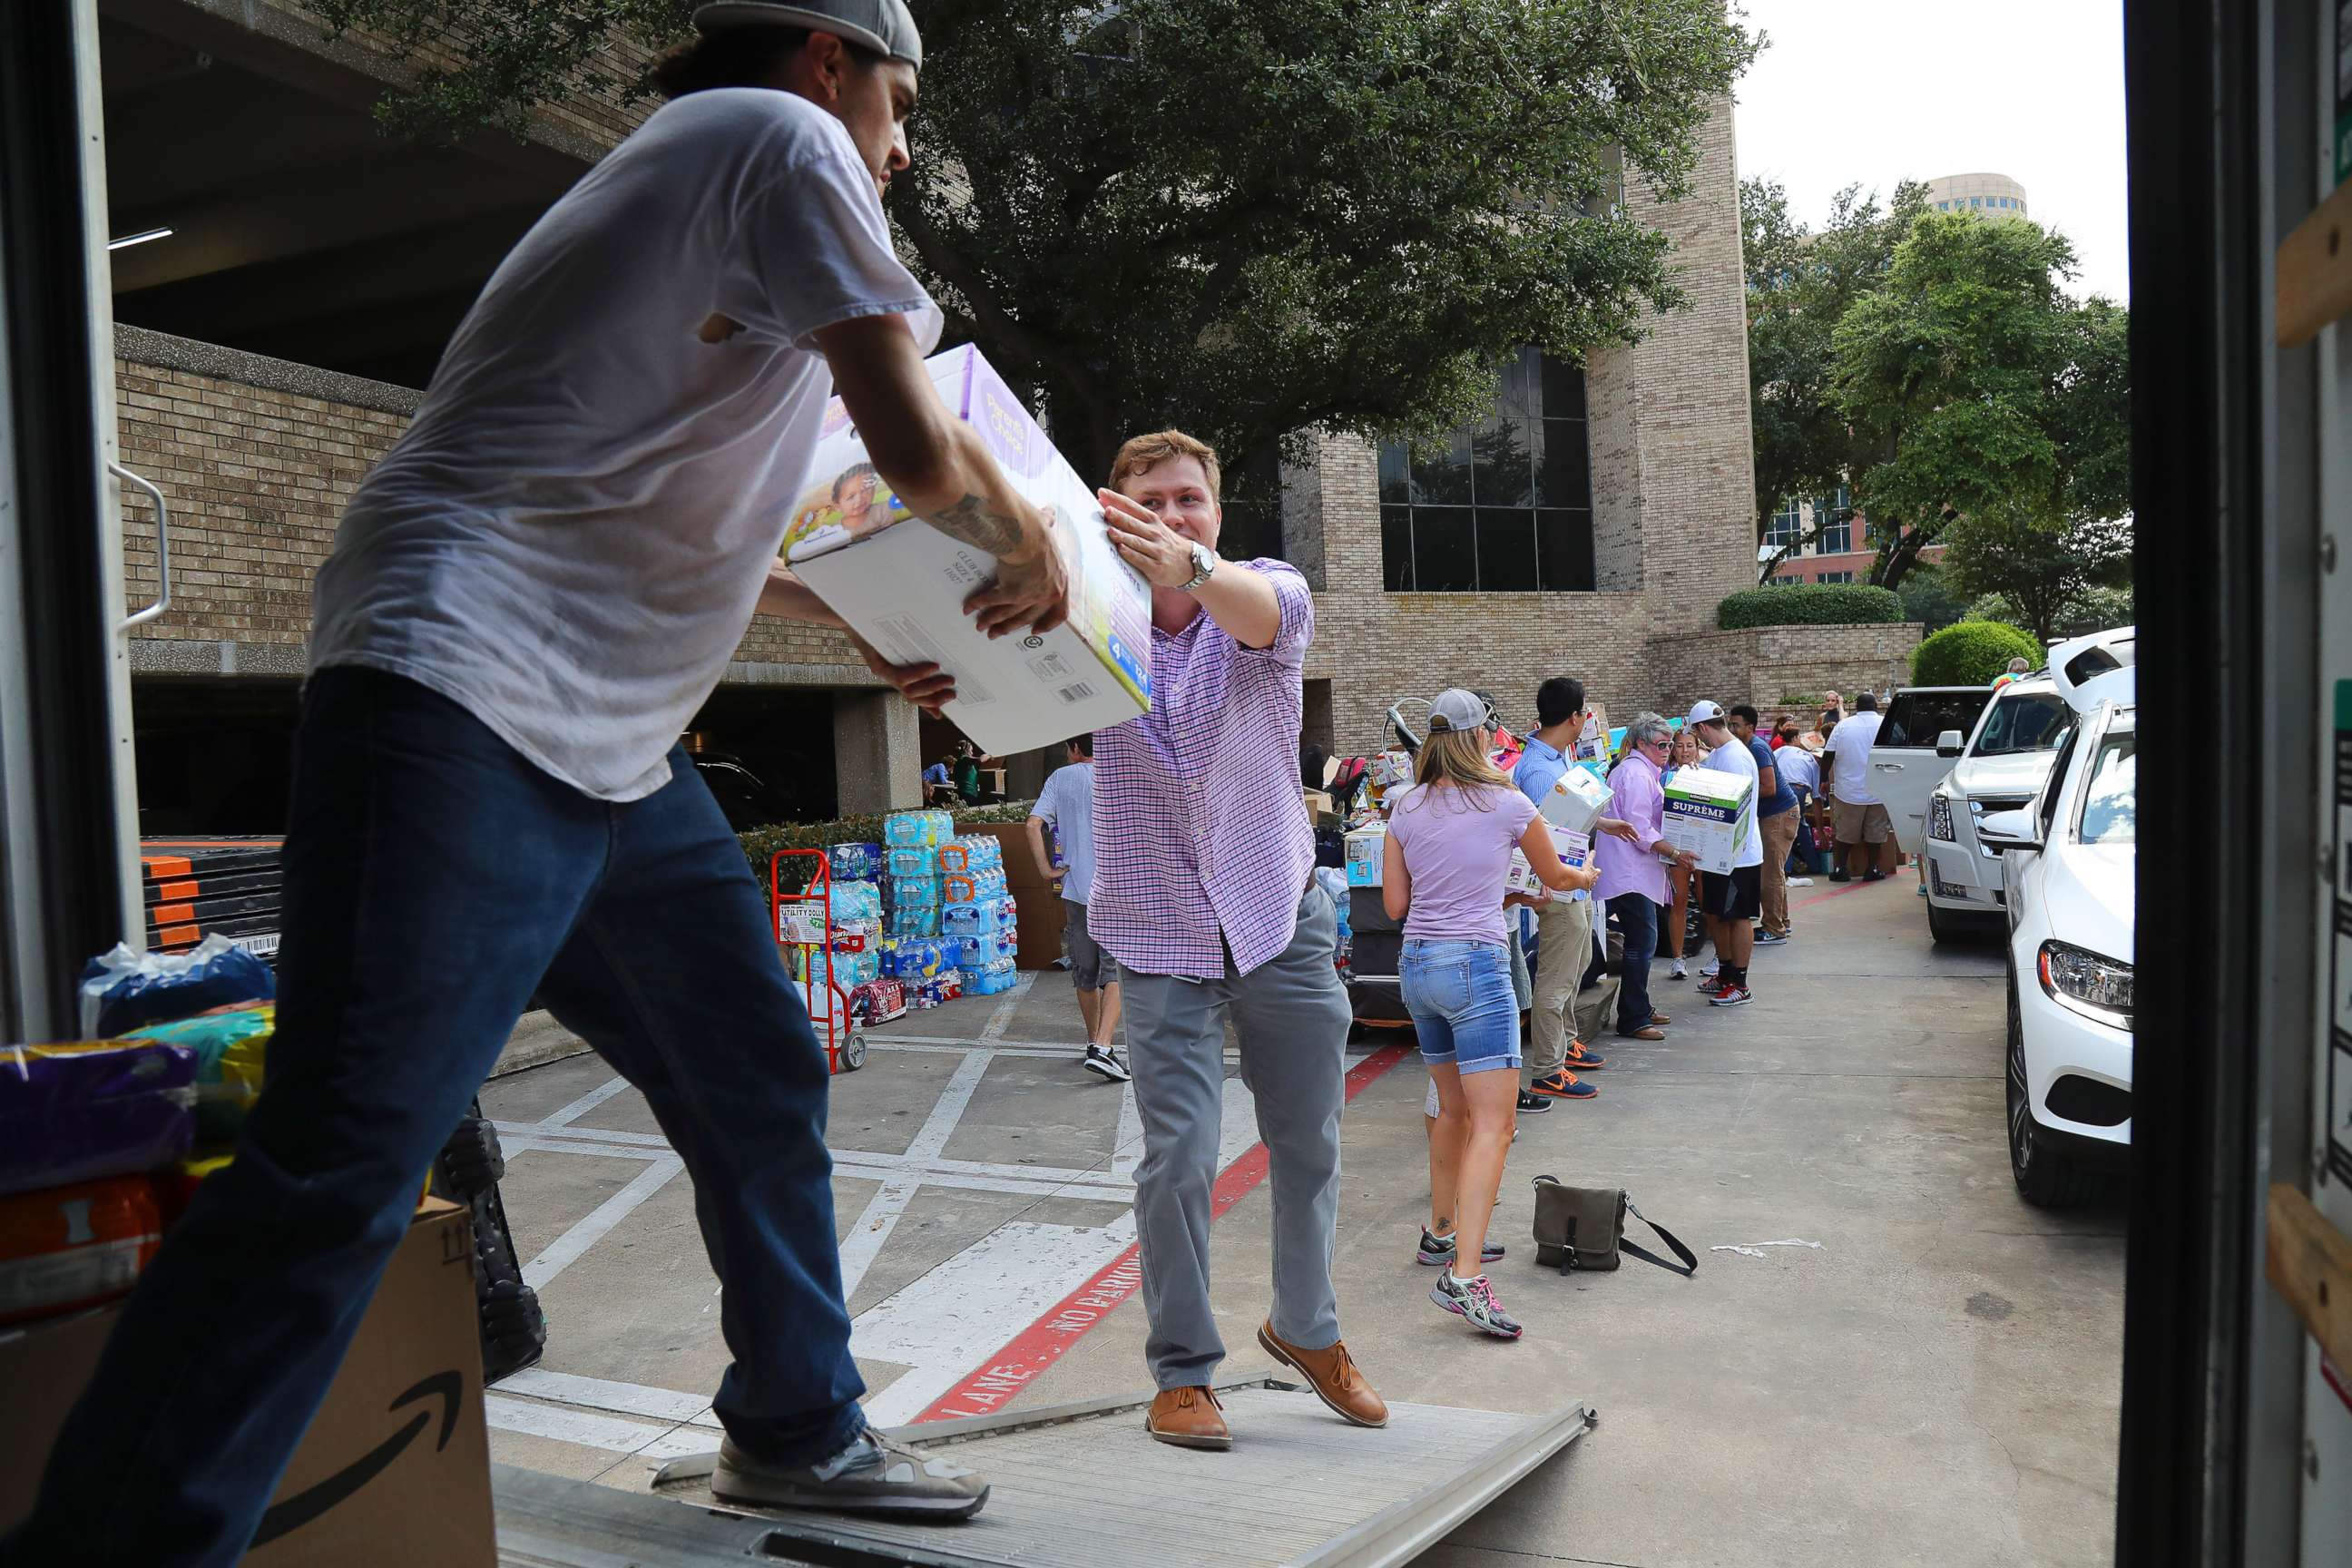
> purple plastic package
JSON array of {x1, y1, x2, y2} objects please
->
[{"x1": 0, "y1": 1039, "x2": 198, "y2": 1196}]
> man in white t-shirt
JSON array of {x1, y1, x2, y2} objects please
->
[
  {"x1": 5, "y1": 6, "x2": 1034, "y2": 1557},
  {"x1": 1028, "y1": 733, "x2": 1125, "y2": 1083},
  {"x1": 1688, "y1": 701, "x2": 1765, "y2": 1007},
  {"x1": 1824, "y1": 691, "x2": 1895, "y2": 883}
]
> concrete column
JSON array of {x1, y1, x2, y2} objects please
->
[{"x1": 832, "y1": 689, "x2": 921, "y2": 816}]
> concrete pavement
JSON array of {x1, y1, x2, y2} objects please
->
[{"x1": 477, "y1": 872, "x2": 2124, "y2": 1566}]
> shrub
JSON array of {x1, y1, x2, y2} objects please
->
[
  {"x1": 740, "y1": 801, "x2": 1038, "y2": 898},
  {"x1": 1910, "y1": 620, "x2": 2043, "y2": 686},
  {"x1": 1719, "y1": 583, "x2": 1904, "y2": 629}
]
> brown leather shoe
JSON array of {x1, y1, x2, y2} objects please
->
[
  {"x1": 1650, "y1": 1011, "x2": 1671, "y2": 1026},
  {"x1": 1257, "y1": 1321, "x2": 1387, "y2": 1428},
  {"x1": 1145, "y1": 1385, "x2": 1231, "y2": 1449},
  {"x1": 1622, "y1": 1026, "x2": 1667, "y2": 1042}
]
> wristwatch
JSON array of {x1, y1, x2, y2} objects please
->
[{"x1": 1178, "y1": 542, "x2": 1218, "y2": 593}]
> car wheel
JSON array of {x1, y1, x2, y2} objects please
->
[{"x1": 2006, "y1": 968, "x2": 2101, "y2": 1208}]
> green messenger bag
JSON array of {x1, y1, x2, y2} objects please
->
[{"x1": 1530, "y1": 1174, "x2": 1699, "y2": 1278}]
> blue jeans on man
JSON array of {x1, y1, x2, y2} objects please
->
[
  {"x1": 1607, "y1": 892, "x2": 1661, "y2": 1037},
  {"x1": 6, "y1": 669, "x2": 862, "y2": 1566}
]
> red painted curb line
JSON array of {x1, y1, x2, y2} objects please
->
[{"x1": 913, "y1": 1042, "x2": 1413, "y2": 1422}]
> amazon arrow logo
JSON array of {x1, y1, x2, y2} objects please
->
[{"x1": 248, "y1": 1370, "x2": 463, "y2": 1547}]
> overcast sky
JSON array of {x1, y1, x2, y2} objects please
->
[{"x1": 1730, "y1": 0, "x2": 2131, "y2": 304}]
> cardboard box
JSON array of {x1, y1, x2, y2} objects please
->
[
  {"x1": 1345, "y1": 824, "x2": 1387, "y2": 887},
  {"x1": 1662, "y1": 767, "x2": 1757, "y2": 877},
  {"x1": 0, "y1": 1199, "x2": 492, "y2": 1566},
  {"x1": 1509, "y1": 831, "x2": 1592, "y2": 900},
  {"x1": 1012, "y1": 891, "x2": 1068, "y2": 972},
  {"x1": 1573, "y1": 702, "x2": 1612, "y2": 766},
  {"x1": 785, "y1": 346, "x2": 1153, "y2": 756},
  {"x1": 1504, "y1": 849, "x2": 1541, "y2": 899},
  {"x1": 1536, "y1": 765, "x2": 1615, "y2": 837},
  {"x1": 969, "y1": 822, "x2": 1055, "y2": 890}
]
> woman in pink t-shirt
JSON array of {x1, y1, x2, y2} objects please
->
[{"x1": 1381, "y1": 691, "x2": 1595, "y2": 1340}]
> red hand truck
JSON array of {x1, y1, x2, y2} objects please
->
[{"x1": 771, "y1": 848, "x2": 869, "y2": 1073}]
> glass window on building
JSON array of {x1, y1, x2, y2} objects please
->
[
  {"x1": 1217, "y1": 446, "x2": 1286, "y2": 564},
  {"x1": 1817, "y1": 570, "x2": 1855, "y2": 583},
  {"x1": 1378, "y1": 347, "x2": 1595, "y2": 592},
  {"x1": 1815, "y1": 485, "x2": 1852, "y2": 553},
  {"x1": 1766, "y1": 496, "x2": 1804, "y2": 550}
]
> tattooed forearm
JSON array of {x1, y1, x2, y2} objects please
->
[{"x1": 922, "y1": 493, "x2": 1033, "y2": 558}]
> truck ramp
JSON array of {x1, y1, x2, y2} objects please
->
[{"x1": 495, "y1": 1376, "x2": 1593, "y2": 1568}]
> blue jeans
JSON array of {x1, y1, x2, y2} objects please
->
[
  {"x1": 1607, "y1": 893, "x2": 1661, "y2": 1036},
  {"x1": 5, "y1": 669, "x2": 862, "y2": 1567},
  {"x1": 1399, "y1": 939, "x2": 1521, "y2": 1076}
]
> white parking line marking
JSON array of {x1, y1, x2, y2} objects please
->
[
  {"x1": 853, "y1": 1219, "x2": 1139, "y2": 1427},
  {"x1": 485, "y1": 1393, "x2": 674, "y2": 1455},
  {"x1": 1111, "y1": 1083, "x2": 1144, "y2": 1181},
  {"x1": 521, "y1": 1153, "x2": 684, "y2": 1290},
  {"x1": 537, "y1": 1074, "x2": 632, "y2": 1128},
  {"x1": 835, "y1": 1050, "x2": 994, "y2": 1301},
  {"x1": 495, "y1": 1121, "x2": 1133, "y2": 1191},
  {"x1": 977, "y1": 973, "x2": 1035, "y2": 1042},
  {"x1": 494, "y1": 1368, "x2": 720, "y2": 1427}
]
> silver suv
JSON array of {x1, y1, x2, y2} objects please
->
[{"x1": 1920, "y1": 628, "x2": 2135, "y2": 944}]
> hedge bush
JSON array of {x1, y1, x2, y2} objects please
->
[
  {"x1": 740, "y1": 801, "x2": 1039, "y2": 898},
  {"x1": 1910, "y1": 619, "x2": 2043, "y2": 686},
  {"x1": 1718, "y1": 583, "x2": 1905, "y2": 630}
]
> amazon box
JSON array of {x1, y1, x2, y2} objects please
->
[
  {"x1": 0, "y1": 1198, "x2": 491, "y2": 1566},
  {"x1": 783, "y1": 344, "x2": 1153, "y2": 756}
]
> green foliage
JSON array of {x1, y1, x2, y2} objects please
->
[
  {"x1": 1938, "y1": 503, "x2": 2132, "y2": 642},
  {"x1": 1718, "y1": 583, "x2": 1903, "y2": 630},
  {"x1": 1830, "y1": 213, "x2": 2131, "y2": 588},
  {"x1": 1964, "y1": 593, "x2": 2030, "y2": 630},
  {"x1": 310, "y1": 0, "x2": 1757, "y2": 487},
  {"x1": 1910, "y1": 620, "x2": 2043, "y2": 686},
  {"x1": 741, "y1": 801, "x2": 1037, "y2": 898},
  {"x1": 2058, "y1": 583, "x2": 2134, "y2": 636},
  {"x1": 1742, "y1": 177, "x2": 1927, "y2": 552},
  {"x1": 1893, "y1": 564, "x2": 1969, "y2": 634}
]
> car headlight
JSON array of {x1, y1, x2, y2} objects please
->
[
  {"x1": 1928, "y1": 795, "x2": 1955, "y2": 841},
  {"x1": 2038, "y1": 940, "x2": 2132, "y2": 1024}
]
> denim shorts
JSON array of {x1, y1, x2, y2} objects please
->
[{"x1": 1399, "y1": 938, "x2": 1522, "y2": 1077}]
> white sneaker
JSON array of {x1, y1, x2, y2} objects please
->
[
  {"x1": 1700, "y1": 961, "x2": 1720, "y2": 980},
  {"x1": 1788, "y1": 877, "x2": 1814, "y2": 887},
  {"x1": 1669, "y1": 958, "x2": 1688, "y2": 981}
]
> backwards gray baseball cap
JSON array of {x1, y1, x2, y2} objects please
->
[
  {"x1": 1426, "y1": 690, "x2": 1494, "y2": 735},
  {"x1": 691, "y1": 1, "x2": 923, "y2": 68}
]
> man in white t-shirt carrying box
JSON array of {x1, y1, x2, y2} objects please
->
[
  {"x1": 4, "y1": 6, "x2": 1053, "y2": 1559},
  {"x1": 1028, "y1": 732, "x2": 1126, "y2": 1083},
  {"x1": 1823, "y1": 691, "x2": 1896, "y2": 883},
  {"x1": 1688, "y1": 701, "x2": 1765, "y2": 1008}
]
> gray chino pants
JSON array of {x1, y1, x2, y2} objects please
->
[{"x1": 1117, "y1": 884, "x2": 1353, "y2": 1389}]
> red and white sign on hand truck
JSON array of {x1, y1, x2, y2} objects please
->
[{"x1": 770, "y1": 848, "x2": 868, "y2": 1074}]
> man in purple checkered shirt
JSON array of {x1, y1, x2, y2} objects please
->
[{"x1": 1086, "y1": 430, "x2": 1387, "y2": 1452}]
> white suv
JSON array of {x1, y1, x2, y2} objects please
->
[
  {"x1": 1919, "y1": 627, "x2": 2135, "y2": 945},
  {"x1": 1984, "y1": 674, "x2": 2135, "y2": 1207}
]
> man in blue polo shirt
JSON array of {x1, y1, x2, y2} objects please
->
[
  {"x1": 1730, "y1": 703, "x2": 1798, "y2": 944},
  {"x1": 1512, "y1": 678, "x2": 1642, "y2": 1099}
]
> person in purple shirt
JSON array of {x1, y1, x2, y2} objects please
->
[
  {"x1": 1385, "y1": 691, "x2": 1595, "y2": 1339},
  {"x1": 1083, "y1": 429, "x2": 1387, "y2": 1452},
  {"x1": 1595, "y1": 712, "x2": 1700, "y2": 1040}
]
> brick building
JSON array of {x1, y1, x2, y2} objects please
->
[{"x1": 100, "y1": 1, "x2": 1909, "y2": 831}]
